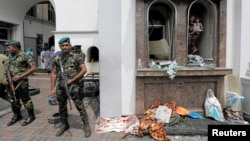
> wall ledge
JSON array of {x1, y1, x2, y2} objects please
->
[
  {"x1": 241, "y1": 77, "x2": 250, "y2": 85},
  {"x1": 137, "y1": 68, "x2": 232, "y2": 77}
]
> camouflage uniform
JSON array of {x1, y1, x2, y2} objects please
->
[
  {"x1": 76, "y1": 51, "x2": 85, "y2": 100},
  {"x1": 4, "y1": 51, "x2": 36, "y2": 126},
  {"x1": 77, "y1": 51, "x2": 85, "y2": 60},
  {"x1": 5, "y1": 52, "x2": 35, "y2": 109},
  {"x1": 52, "y1": 51, "x2": 90, "y2": 132}
]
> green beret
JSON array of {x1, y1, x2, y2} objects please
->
[
  {"x1": 58, "y1": 37, "x2": 70, "y2": 45},
  {"x1": 5, "y1": 40, "x2": 20, "y2": 47}
]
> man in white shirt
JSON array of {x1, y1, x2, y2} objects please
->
[
  {"x1": 40, "y1": 48, "x2": 46, "y2": 70},
  {"x1": 41, "y1": 48, "x2": 52, "y2": 72}
]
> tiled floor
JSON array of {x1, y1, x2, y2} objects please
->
[{"x1": 0, "y1": 74, "x2": 207, "y2": 141}]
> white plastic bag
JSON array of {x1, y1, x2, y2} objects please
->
[{"x1": 226, "y1": 91, "x2": 244, "y2": 111}]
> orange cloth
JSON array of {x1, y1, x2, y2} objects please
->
[{"x1": 172, "y1": 106, "x2": 189, "y2": 116}]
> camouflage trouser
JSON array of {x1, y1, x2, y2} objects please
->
[
  {"x1": 5, "y1": 79, "x2": 34, "y2": 111},
  {"x1": 79, "y1": 79, "x2": 84, "y2": 100},
  {"x1": 0, "y1": 83, "x2": 7, "y2": 99},
  {"x1": 56, "y1": 82, "x2": 89, "y2": 124}
]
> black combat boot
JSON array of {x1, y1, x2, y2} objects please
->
[
  {"x1": 83, "y1": 122, "x2": 91, "y2": 137},
  {"x1": 22, "y1": 109, "x2": 36, "y2": 126},
  {"x1": 56, "y1": 122, "x2": 70, "y2": 137},
  {"x1": 79, "y1": 102, "x2": 91, "y2": 137},
  {"x1": 7, "y1": 110, "x2": 23, "y2": 126}
]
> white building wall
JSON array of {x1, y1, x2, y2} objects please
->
[
  {"x1": 239, "y1": 0, "x2": 250, "y2": 77},
  {"x1": 232, "y1": 0, "x2": 242, "y2": 76},
  {"x1": 226, "y1": 0, "x2": 234, "y2": 69},
  {"x1": 53, "y1": 0, "x2": 99, "y2": 74},
  {"x1": 121, "y1": 0, "x2": 136, "y2": 115},
  {"x1": 99, "y1": 0, "x2": 122, "y2": 117},
  {"x1": 230, "y1": 0, "x2": 250, "y2": 77},
  {"x1": 54, "y1": 0, "x2": 98, "y2": 32}
]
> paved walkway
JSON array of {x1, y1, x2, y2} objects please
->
[{"x1": 0, "y1": 74, "x2": 207, "y2": 141}]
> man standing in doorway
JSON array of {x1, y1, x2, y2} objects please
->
[{"x1": 41, "y1": 47, "x2": 52, "y2": 72}]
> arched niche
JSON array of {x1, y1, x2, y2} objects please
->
[
  {"x1": 147, "y1": 0, "x2": 176, "y2": 62},
  {"x1": 87, "y1": 46, "x2": 99, "y2": 63},
  {"x1": 187, "y1": 0, "x2": 217, "y2": 63}
]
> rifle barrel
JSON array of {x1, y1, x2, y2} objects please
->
[
  {"x1": 2, "y1": 60, "x2": 17, "y2": 102},
  {"x1": 58, "y1": 57, "x2": 72, "y2": 110}
]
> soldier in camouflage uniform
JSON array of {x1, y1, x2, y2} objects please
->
[
  {"x1": 51, "y1": 37, "x2": 91, "y2": 137},
  {"x1": 72, "y1": 45, "x2": 85, "y2": 100},
  {"x1": 2, "y1": 40, "x2": 37, "y2": 126},
  {"x1": 73, "y1": 45, "x2": 85, "y2": 59}
]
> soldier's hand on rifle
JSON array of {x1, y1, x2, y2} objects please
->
[
  {"x1": 12, "y1": 75, "x2": 22, "y2": 81},
  {"x1": 67, "y1": 79, "x2": 74, "y2": 85},
  {"x1": 2, "y1": 77, "x2": 8, "y2": 85}
]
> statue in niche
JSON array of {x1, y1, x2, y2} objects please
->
[
  {"x1": 188, "y1": 15, "x2": 203, "y2": 55},
  {"x1": 194, "y1": 18, "x2": 203, "y2": 33}
]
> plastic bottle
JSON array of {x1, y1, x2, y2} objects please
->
[{"x1": 138, "y1": 58, "x2": 142, "y2": 69}]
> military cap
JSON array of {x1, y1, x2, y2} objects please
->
[
  {"x1": 74, "y1": 45, "x2": 81, "y2": 49},
  {"x1": 5, "y1": 40, "x2": 20, "y2": 47},
  {"x1": 58, "y1": 37, "x2": 70, "y2": 45}
]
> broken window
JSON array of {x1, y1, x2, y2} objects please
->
[{"x1": 147, "y1": 0, "x2": 176, "y2": 61}]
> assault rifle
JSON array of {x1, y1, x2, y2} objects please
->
[
  {"x1": 2, "y1": 60, "x2": 17, "y2": 102},
  {"x1": 58, "y1": 57, "x2": 72, "y2": 110}
]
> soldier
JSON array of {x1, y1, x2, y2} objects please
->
[
  {"x1": 72, "y1": 45, "x2": 85, "y2": 100},
  {"x1": 73, "y1": 45, "x2": 85, "y2": 58},
  {"x1": 50, "y1": 37, "x2": 91, "y2": 137},
  {"x1": 2, "y1": 40, "x2": 37, "y2": 126}
]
